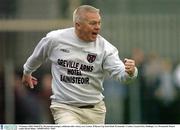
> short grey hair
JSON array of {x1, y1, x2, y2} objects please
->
[{"x1": 73, "y1": 5, "x2": 100, "y2": 24}]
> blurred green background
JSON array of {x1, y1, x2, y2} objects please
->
[{"x1": 1, "y1": 0, "x2": 180, "y2": 124}]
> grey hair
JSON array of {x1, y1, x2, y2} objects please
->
[{"x1": 73, "y1": 5, "x2": 100, "y2": 24}]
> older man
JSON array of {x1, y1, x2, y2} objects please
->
[{"x1": 22, "y1": 5, "x2": 138, "y2": 124}]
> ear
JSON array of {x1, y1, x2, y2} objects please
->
[{"x1": 75, "y1": 22, "x2": 80, "y2": 29}]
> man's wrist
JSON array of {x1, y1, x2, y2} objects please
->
[
  {"x1": 23, "y1": 70, "x2": 32, "y2": 75},
  {"x1": 131, "y1": 67, "x2": 138, "y2": 78},
  {"x1": 128, "y1": 67, "x2": 138, "y2": 78}
]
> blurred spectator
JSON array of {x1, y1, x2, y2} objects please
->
[
  {"x1": 155, "y1": 60, "x2": 177, "y2": 105},
  {"x1": 38, "y1": 73, "x2": 54, "y2": 123},
  {"x1": 154, "y1": 59, "x2": 178, "y2": 123},
  {"x1": 142, "y1": 52, "x2": 162, "y2": 123},
  {"x1": 14, "y1": 71, "x2": 42, "y2": 123},
  {"x1": 132, "y1": 48, "x2": 145, "y2": 68},
  {"x1": 142, "y1": 53, "x2": 179, "y2": 123}
]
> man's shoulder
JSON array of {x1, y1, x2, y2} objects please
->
[{"x1": 46, "y1": 27, "x2": 74, "y2": 39}]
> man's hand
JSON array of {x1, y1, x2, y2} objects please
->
[
  {"x1": 124, "y1": 58, "x2": 136, "y2": 77},
  {"x1": 22, "y1": 74, "x2": 38, "y2": 89}
]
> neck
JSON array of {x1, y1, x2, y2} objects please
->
[{"x1": 74, "y1": 29, "x2": 90, "y2": 42}]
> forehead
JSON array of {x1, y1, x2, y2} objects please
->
[{"x1": 83, "y1": 12, "x2": 101, "y2": 21}]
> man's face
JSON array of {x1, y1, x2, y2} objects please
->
[{"x1": 75, "y1": 12, "x2": 101, "y2": 42}]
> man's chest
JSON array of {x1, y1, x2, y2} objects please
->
[{"x1": 49, "y1": 43, "x2": 104, "y2": 72}]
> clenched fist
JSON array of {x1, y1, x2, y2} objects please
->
[{"x1": 124, "y1": 58, "x2": 136, "y2": 77}]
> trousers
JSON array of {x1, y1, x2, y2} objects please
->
[{"x1": 50, "y1": 100, "x2": 106, "y2": 124}]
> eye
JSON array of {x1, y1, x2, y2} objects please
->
[
  {"x1": 89, "y1": 21, "x2": 96, "y2": 25},
  {"x1": 89, "y1": 21, "x2": 101, "y2": 26}
]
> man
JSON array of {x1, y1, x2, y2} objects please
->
[{"x1": 22, "y1": 5, "x2": 138, "y2": 124}]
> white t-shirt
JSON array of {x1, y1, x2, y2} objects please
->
[{"x1": 23, "y1": 27, "x2": 137, "y2": 106}]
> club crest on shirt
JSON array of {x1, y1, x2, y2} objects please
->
[{"x1": 87, "y1": 53, "x2": 97, "y2": 63}]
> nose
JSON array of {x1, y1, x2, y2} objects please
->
[{"x1": 95, "y1": 23, "x2": 101, "y2": 30}]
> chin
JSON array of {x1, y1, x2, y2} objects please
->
[{"x1": 91, "y1": 37, "x2": 97, "y2": 41}]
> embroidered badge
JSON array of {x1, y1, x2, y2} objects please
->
[{"x1": 87, "y1": 53, "x2": 97, "y2": 63}]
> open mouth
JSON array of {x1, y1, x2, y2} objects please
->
[{"x1": 92, "y1": 32, "x2": 98, "y2": 37}]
